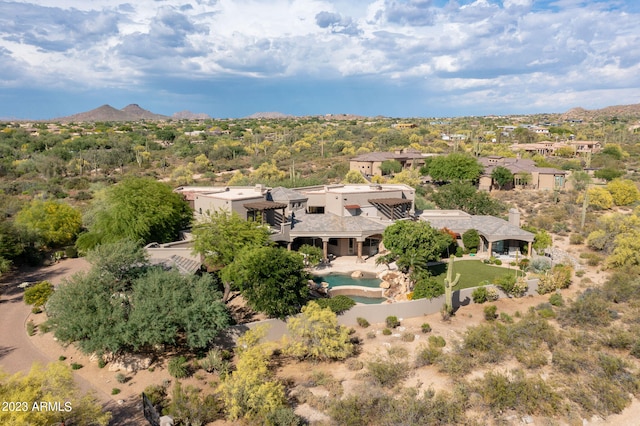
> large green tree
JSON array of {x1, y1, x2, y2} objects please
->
[
  {"x1": 427, "y1": 153, "x2": 484, "y2": 182},
  {"x1": 491, "y1": 166, "x2": 514, "y2": 190},
  {"x1": 381, "y1": 220, "x2": 452, "y2": 276},
  {"x1": 15, "y1": 199, "x2": 82, "y2": 248},
  {"x1": 222, "y1": 246, "x2": 309, "y2": 319},
  {"x1": 192, "y1": 210, "x2": 271, "y2": 302},
  {"x1": 47, "y1": 241, "x2": 229, "y2": 354},
  {"x1": 431, "y1": 182, "x2": 505, "y2": 215},
  {"x1": 76, "y1": 177, "x2": 192, "y2": 251}
]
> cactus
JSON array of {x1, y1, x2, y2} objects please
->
[{"x1": 443, "y1": 256, "x2": 461, "y2": 315}]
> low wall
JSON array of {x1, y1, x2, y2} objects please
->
[
  {"x1": 221, "y1": 278, "x2": 540, "y2": 343},
  {"x1": 329, "y1": 286, "x2": 385, "y2": 298}
]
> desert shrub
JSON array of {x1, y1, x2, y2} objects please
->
[
  {"x1": 199, "y1": 348, "x2": 230, "y2": 376},
  {"x1": 630, "y1": 341, "x2": 640, "y2": 359},
  {"x1": 500, "y1": 312, "x2": 513, "y2": 323},
  {"x1": 537, "y1": 307, "x2": 556, "y2": 319},
  {"x1": 518, "y1": 258, "x2": 530, "y2": 271},
  {"x1": 495, "y1": 275, "x2": 527, "y2": 297},
  {"x1": 313, "y1": 295, "x2": 356, "y2": 314},
  {"x1": 265, "y1": 407, "x2": 303, "y2": 426},
  {"x1": 366, "y1": 331, "x2": 376, "y2": 339},
  {"x1": 168, "y1": 355, "x2": 191, "y2": 379},
  {"x1": 486, "y1": 286, "x2": 499, "y2": 301},
  {"x1": 428, "y1": 335, "x2": 446, "y2": 348},
  {"x1": 559, "y1": 289, "x2": 613, "y2": 328},
  {"x1": 603, "y1": 328, "x2": 634, "y2": 350},
  {"x1": 144, "y1": 384, "x2": 168, "y2": 411},
  {"x1": 603, "y1": 269, "x2": 640, "y2": 303},
  {"x1": 575, "y1": 269, "x2": 585, "y2": 277},
  {"x1": 472, "y1": 287, "x2": 488, "y2": 304},
  {"x1": 58, "y1": 355, "x2": 67, "y2": 361},
  {"x1": 71, "y1": 363, "x2": 83, "y2": 370},
  {"x1": 412, "y1": 273, "x2": 444, "y2": 300},
  {"x1": 494, "y1": 259, "x2": 502, "y2": 266},
  {"x1": 474, "y1": 369, "x2": 561, "y2": 416},
  {"x1": 462, "y1": 229, "x2": 480, "y2": 251},
  {"x1": 515, "y1": 349, "x2": 548, "y2": 369},
  {"x1": 455, "y1": 246, "x2": 464, "y2": 257},
  {"x1": 437, "y1": 352, "x2": 474, "y2": 376},
  {"x1": 31, "y1": 306, "x2": 42, "y2": 314},
  {"x1": 24, "y1": 281, "x2": 54, "y2": 308},
  {"x1": 385, "y1": 316, "x2": 400, "y2": 328},
  {"x1": 421, "y1": 323, "x2": 432, "y2": 333},
  {"x1": 346, "y1": 358, "x2": 364, "y2": 371},
  {"x1": 366, "y1": 353, "x2": 411, "y2": 387},
  {"x1": 529, "y1": 257, "x2": 552, "y2": 273},
  {"x1": 115, "y1": 373, "x2": 127, "y2": 384},
  {"x1": 484, "y1": 305, "x2": 497, "y2": 321},
  {"x1": 382, "y1": 328, "x2": 392, "y2": 336},
  {"x1": 570, "y1": 233, "x2": 585, "y2": 245},
  {"x1": 111, "y1": 388, "x2": 121, "y2": 395},
  {"x1": 401, "y1": 332, "x2": 415, "y2": 342},
  {"x1": 26, "y1": 320, "x2": 36, "y2": 336},
  {"x1": 415, "y1": 344, "x2": 442, "y2": 367},
  {"x1": 97, "y1": 358, "x2": 106, "y2": 369},
  {"x1": 356, "y1": 317, "x2": 370, "y2": 328},
  {"x1": 549, "y1": 293, "x2": 564, "y2": 306},
  {"x1": 166, "y1": 381, "x2": 222, "y2": 425},
  {"x1": 38, "y1": 320, "x2": 52, "y2": 334}
]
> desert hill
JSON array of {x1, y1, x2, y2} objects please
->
[{"x1": 55, "y1": 104, "x2": 169, "y2": 122}]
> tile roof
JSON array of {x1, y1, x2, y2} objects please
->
[
  {"x1": 419, "y1": 213, "x2": 534, "y2": 243},
  {"x1": 291, "y1": 212, "x2": 387, "y2": 236}
]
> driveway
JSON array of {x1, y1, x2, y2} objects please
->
[{"x1": 0, "y1": 258, "x2": 142, "y2": 425}]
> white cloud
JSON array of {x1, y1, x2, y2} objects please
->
[{"x1": 1, "y1": 0, "x2": 639, "y2": 116}]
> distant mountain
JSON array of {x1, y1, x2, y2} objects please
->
[
  {"x1": 245, "y1": 111, "x2": 293, "y2": 119},
  {"x1": 172, "y1": 110, "x2": 211, "y2": 120},
  {"x1": 55, "y1": 104, "x2": 169, "y2": 122},
  {"x1": 561, "y1": 103, "x2": 640, "y2": 121}
]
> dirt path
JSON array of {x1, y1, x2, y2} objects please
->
[{"x1": 0, "y1": 259, "x2": 143, "y2": 425}]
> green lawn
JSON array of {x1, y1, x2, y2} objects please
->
[{"x1": 427, "y1": 260, "x2": 520, "y2": 290}]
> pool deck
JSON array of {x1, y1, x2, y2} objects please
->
[{"x1": 311, "y1": 254, "x2": 394, "y2": 277}]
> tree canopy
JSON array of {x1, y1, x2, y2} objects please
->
[
  {"x1": 47, "y1": 241, "x2": 229, "y2": 354},
  {"x1": 76, "y1": 177, "x2": 192, "y2": 251},
  {"x1": 491, "y1": 166, "x2": 514, "y2": 190},
  {"x1": 382, "y1": 220, "x2": 452, "y2": 275},
  {"x1": 222, "y1": 246, "x2": 309, "y2": 319},
  {"x1": 15, "y1": 199, "x2": 81, "y2": 248},
  {"x1": 431, "y1": 181, "x2": 505, "y2": 216},
  {"x1": 427, "y1": 153, "x2": 484, "y2": 182},
  {"x1": 0, "y1": 362, "x2": 111, "y2": 425}
]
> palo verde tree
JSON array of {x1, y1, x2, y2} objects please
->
[
  {"x1": 191, "y1": 210, "x2": 271, "y2": 302},
  {"x1": 15, "y1": 199, "x2": 82, "y2": 248},
  {"x1": 427, "y1": 153, "x2": 484, "y2": 182},
  {"x1": 431, "y1": 181, "x2": 505, "y2": 216},
  {"x1": 0, "y1": 362, "x2": 111, "y2": 425},
  {"x1": 381, "y1": 220, "x2": 452, "y2": 279},
  {"x1": 491, "y1": 166, "x2": 514, "y2": 190},
  {"x1": 75, "y1": 177, "x2": 192, "y2": 252},
  {"x1": 221, "y1": 246, "x2": 309, "y2": 319}
]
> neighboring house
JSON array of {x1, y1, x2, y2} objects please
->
[
  {"x1": 419, "y1": 208, "x2": 534, "y2": 257},
  {"x1": 349, "y1": 149, "x2": 427, "y2": 177},
  {"x1": 176, "y1": 183, "x2": 415, "y2": 263},
  {"x1": 510, "y1": 140, "x2": 601, "y2": 157},
  {"x1": 478, "y1": 156, "x2": 567, "y2": 191}
]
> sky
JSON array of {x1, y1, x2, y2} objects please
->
[{"x1": 1, "y1": 0, "x2": 639, "y2": 119}]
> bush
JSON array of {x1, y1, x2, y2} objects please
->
[
  {"x1": 168, "y1": 356, "x2": 190, "y2": 379},
  {"x1": 143, "y1": 384, "x2": 168, "y2": 410},
  {"x1": 357, "y1": 317, "x2": 370, "y2": 328},
  {"x1": 500, "y1": 312, "x2": 513, "y2": 323},
  {"x1": 570, "y1": 233, "x2": 585, "y2": 245},
  {"x1": 382, "y1": 328, "x2": 392, "y2": 336},
  {"x1": 486, "y1": 286, "x2": 499, "y2": 301},
  {"x1": 462, "y1": 229, "x2": 480, "y2": 251},
  {"x1": 115, "y1": 373, "x2": 127, "y2": 384},
  {"x1": 31, "y1": 306, "x2": 42, "y2": 314},
  {"x1": 366, "y1": 355, "x2": 411, "y2": 387},
  {"x1": 313, "y1": 295, "x2": 356, "y2": 314},
  {"x1": 415, "y1": 344, "x2": 442, "y2": 367},
  {"x1": 484, "y1": 305, "x2": 497, "y2": 321},
  {"x1": 421, "y1": 323, "x2": 432, "y2": 333},
  {"x1": 549, "y1": 293, "x2": 564, "y2": 307},
  {"x1": 494, "y1": 259, "x2": 502, "y2": 266},
  {"x1": 98, "y1": 358, "x2": 106, "y2": 368},
  {"x1": 385, "y1": 316, "x2": 400, "y2": 328},
  {"x1": 71, "y1": 363, "x2": 83, "y2": 370},
  {"x1": 401, "y1": 332, "x2": 415, "y2": 342},
  {"x1": 428, "y1": 335, "x2": 446, "y2": 348},
  {"x1": 265, "y1": 407, "x2": 304, "y2": 426},
  {"x1": 26, "y1": 320, "x2": 36, "y2": 336},
  {"x1": 199, "y1": 348, "x2": 230, "y2": 376},
  {"x1": 529, "y1": 257, "x2": 552, "y2": 273},
  {"x1": 366, "y1": 331, "x2": 376, "y2": 339},
  {"x1": 346, "y1": 358, "x2": 364, "y2": 371},
  {"x1": 111, "y1": 388, "x2": 121, "y2": 395},
  {"x1": 58, "y1": 355, "x2": 67, "y2": 361},
  {"x1": 472, "y1": 287, "x2": 488, "y2": 304},
  {"x1": 559, "y1": 289, "x2": 613, "y2": 328},
  {"x1": 24, "y1": 281, "x2": 54, "y2": 308},
  {"x1": 495, "y1": 275, "x2": 528, "y2": 297},
  {"x1": 455, "y1": 246, "x2": 464, "y2": 257}
]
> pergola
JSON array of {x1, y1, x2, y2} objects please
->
[
  {"x1": 243, "y1": 201, "x2": 287, "y2": 224},
  {"x1": 368, "y1": 198, "x2": 412, "y2": 220}
]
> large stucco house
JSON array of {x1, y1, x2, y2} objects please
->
[{"x1": 478, "y1": 156, "x2": 567, "y2": 191}]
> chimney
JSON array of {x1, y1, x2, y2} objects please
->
[{"x1": 508, "y1": 208, "x2": 520, "y2": 226}]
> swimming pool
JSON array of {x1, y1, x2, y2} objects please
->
[{"x1": 313, "y1": 273, "x2": 381, "y2": 289}]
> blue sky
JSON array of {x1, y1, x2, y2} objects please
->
[{"x1": 1, "y1": 0, "x2": 639, "y2": 119}]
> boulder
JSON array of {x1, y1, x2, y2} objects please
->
[
  {"x1": 379, "y1": 280, "x2": 391, "y2": 289},
  {"x1": 351, "y1": 270, "x2": 364, "y2": 278},
  {"x1": 108, "y1": 355, "x2": 153, "y2": 373}
]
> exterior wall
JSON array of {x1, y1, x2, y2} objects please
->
[
  {"x1": 305, "y1": 192, "x2": 326, "y2": 209},
  {"x1": 222, "y1": 279, "x2": 541, "y2": 343},
  {"x1": 538, "y1": 174, "x2": 557, "y2": 190},
  {"x1": 349, "y1": 160, "x2": 383, "y2": 176},
  {"x1": 193, "y1": 193, "x2": 264, "y2": 219},
  {"x1": 478, "y1": 176, "x2": 492, "y2": 191},
  {"x1": 325, "y1": 192, "x2": 344, "y2": 216}
]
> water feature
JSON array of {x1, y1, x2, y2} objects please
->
[{"x1": 313, "y1": 273, "x2": 386, "y2": 304}]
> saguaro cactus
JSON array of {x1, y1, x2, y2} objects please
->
[{"x1": 444, "y1": 256, "x2": 461, "y2": 315}]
